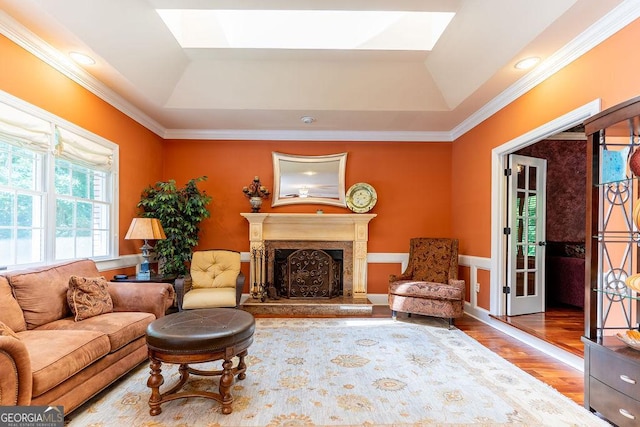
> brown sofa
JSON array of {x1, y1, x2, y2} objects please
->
[{"x1": 0, "y1": 259, "x2": 175, "y2": 414}]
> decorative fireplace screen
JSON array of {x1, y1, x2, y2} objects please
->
[{"x1": 273, "y1": 248, "x2": 343, "y2": 298}]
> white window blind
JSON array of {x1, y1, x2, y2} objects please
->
[
  {"x1": 0, "y1": 94, "x2": 118, "y2": 268},
  {"x1": 55, "y1": 126, "x2": 114, "y2": 171},
  {"x1": 0, "y1": 102, "x2": 51, "y2": 151}
]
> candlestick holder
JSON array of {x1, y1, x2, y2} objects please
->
[{"x1": 250, "y1": 247, "x2": 267, "y2": 301}]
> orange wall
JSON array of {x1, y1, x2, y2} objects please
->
[
  {"x1": 162, "y1": 140, "x2": 453, "y2": 293},
  {"x1": 452, "y1": 18, "x2": 640, "y2": 257},
  {"x1": 452, "y1": 18, "x2": 640, "y2": 305},
  {"x1": 0, "y1": 34, "x2": 165, "y2": 260},
  {"x1": 0, "y1": 33, "x2": 454, "y2": 291},
  {"x1": 7, "y1": 16, "x2": 640, "y2": 298}
]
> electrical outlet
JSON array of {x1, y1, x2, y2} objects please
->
[{"x1": 475, "y1": 283, "x2": 480, "y2": 293}]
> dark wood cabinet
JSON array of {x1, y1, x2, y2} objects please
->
[
  {"x1": 584, "y1": 337, "x2": 640, "y2": 425},
  {"x1": 583, "y1": 96, "x2": 640, "y2": 424}
]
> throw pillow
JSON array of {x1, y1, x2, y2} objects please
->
[
  {"x1": 0, "y1": 320, "x2": 20, "y2": 340},
  {"x1": 67, "y1": 275, "x2": 113, "y2": 322}
]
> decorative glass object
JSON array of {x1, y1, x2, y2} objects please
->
[{"x1": 601, "y1": 146, "x2": 629, "y2": 183}]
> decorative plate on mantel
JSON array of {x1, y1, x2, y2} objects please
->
[{"x1": 346, "y1": 182, "x2": 377, "y2": 213}]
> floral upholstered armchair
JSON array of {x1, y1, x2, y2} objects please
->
[{"x1": 388, "y1": 238, "x2": 465, "y2": 328}]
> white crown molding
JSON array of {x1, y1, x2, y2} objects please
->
[
  {"x1": 0, "y1": 10, "x2": 166, "y2": 137},
  {"x1": 451, "y1": 0, "x2": 640, "y2": 140},
  {"x1": 162, "y1": 128, "x2": 453, "y2": 142},
  {"x1": 0, "y1": 1, "x2": 637, "y2": 143}
]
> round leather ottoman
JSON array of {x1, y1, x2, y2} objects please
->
[{"x1": 145, "y1": 308, "x2": 255, "y2": 415}]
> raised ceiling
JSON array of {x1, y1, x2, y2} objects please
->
[{"x1": 0, "y1": 0, "x2": 635, "y2": 140}]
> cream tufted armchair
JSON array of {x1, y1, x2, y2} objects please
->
[{"x1": 174, "y1": 249, "x2": 245, "y2": 311}]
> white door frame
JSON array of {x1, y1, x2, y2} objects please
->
[{"x1": 489, "y1": 99, "x2": 601, "y2": 316}]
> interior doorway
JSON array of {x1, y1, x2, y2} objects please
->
[
  {"x1": 490, "y1": 100, "x2": 599, "y2": 315},
  {"x1": 489, "y1": 100, "x2": 601, "y2": 351}
]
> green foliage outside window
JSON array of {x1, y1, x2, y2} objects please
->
[{"x1": 515, "y1": 193, "x2": 538, "y2": 257}]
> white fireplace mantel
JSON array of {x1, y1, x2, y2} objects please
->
[{"x1": 240, "y1": 213, "x2": 376, "y2": 297}]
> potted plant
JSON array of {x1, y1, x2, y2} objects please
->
[{"x1": 136, "y1": 177, "x2": 211, "y2": 276}]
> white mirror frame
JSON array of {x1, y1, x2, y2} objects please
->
[{"x1": 272, "y1": 152, "x2": 347, "y2": 207}]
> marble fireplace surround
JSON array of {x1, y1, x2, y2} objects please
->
[{"x1": 240, "y1": 213, "x2": 376, "y2": 298}]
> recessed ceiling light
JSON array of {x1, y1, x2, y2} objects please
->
[
  {"x1": 514, "y1": 57, "x2": 540, "y2": 70},
  {"x1": 69, "y1": 52, "x2": 96, "y2": 65},
  {"x1": 301, "y1": 116, "x2": 316, "y2": 124},
  {"x1": 157, "y1": 9, "x2": 455, "y2": 51}
]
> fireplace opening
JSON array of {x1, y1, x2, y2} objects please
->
[{"x1": 272, "y1": 248, "x2": 343, "y2": 299}]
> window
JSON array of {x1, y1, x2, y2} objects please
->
[
  {"x1": 0, "y1": 97, "x2": 118, "y2": 268},
  {"x1": 0, "y1": 143, "x2": 44, "y2": 265},
  {"x1": 54, "y1": 159, "x2": 110, "y2": 259}
]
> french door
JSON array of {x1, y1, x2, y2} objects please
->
[{"x1": 506, "y1": 154, "x2": 547, "y2": 316}]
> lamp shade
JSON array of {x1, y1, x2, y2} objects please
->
[{"x1": 124, "y1": 218, "x2": 166, "y2": 240}]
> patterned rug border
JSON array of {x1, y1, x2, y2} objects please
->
[{"x1": 65, "y1": 317, "x2": 606, "y2": 427}]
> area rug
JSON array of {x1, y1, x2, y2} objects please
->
[{"x1": 65, "y1": 317, "x2": 607, "y2": 426}]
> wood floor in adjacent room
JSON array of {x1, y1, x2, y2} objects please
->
[
  {"x1": 254, "y1": 305, "x2": 586, "y2": 407},
  {"x1": 492, "y1": 305, "x2": 585, "y2": 357}
]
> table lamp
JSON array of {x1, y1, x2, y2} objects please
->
[{"x1": 124, "y1": 218, "x2": 166, "y2": 279}]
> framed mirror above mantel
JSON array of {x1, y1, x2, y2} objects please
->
[{"x1": 272, "y1": 152, "x2": 347, "y2": 207}]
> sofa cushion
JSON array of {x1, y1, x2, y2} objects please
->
[
  {"x1": 67, "y1": 276, "x2": 113, "y2": 321},
  {"x1": 0, "y1": 320, "x2": 20, "y2": 340},
  {"x1": 18, "y1": 329, "x2": 110, "y2": 397},
  {"x1": 0, "y1": 276, "x2": 26, "y2": 332},
  {"x1": 191, "y1": 250, "x2": 240, "y2": 289},
  {"x1": 389, "y1": 280, "x2": 463, "y2": 301},
  {"x1": 37, "y1": 312, "x2": 155, "y2": 353},
  {"x1": 9, "y1": 259, "x2": 100, "y2": 329}
]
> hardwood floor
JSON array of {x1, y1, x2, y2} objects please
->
[
  {"x1": 254, "y1": 305, "x2": 586, "y2": 406},
  {"x1": 491, "y1": 305, "x2": 584, "y2": 357},
  {"x1": 455, "y1": 312, "x2": 585, "y2": 406}
]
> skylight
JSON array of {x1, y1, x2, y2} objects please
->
[{"x1": 156, "y1": 9, "x2": 455, "y2": 51}]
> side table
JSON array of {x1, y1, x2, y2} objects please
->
[{"x1": 112, "y1": 274, "x2": 177, "y2": 284}]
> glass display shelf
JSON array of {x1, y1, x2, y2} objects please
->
[
  {"x1": 594, "y1": 177, "x2": 635, "y2": 187},
  {"x1": 592, "y1": 231, "x2": 640, "y2": 243},
  {"x1": 593, "y1": 288, "x2": 640, "y2": 301}
]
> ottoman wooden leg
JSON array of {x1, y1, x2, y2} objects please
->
[
  {"x1": 237, "y1": 349, "x2": 248, "y2": 380},
  {"x1": 219, "y1": 358, "x2": 234, "y2": 414},
  {"x1": 147, "y1": 358, "x2": 164, "y2": 416}
]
